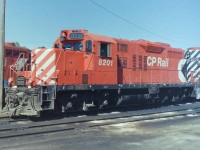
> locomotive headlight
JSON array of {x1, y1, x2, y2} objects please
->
[{"x1": 60, "y1": 32, "x2": 67, "y2": 42}]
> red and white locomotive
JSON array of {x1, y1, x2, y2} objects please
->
[
  {"x1": 4, "y1": 42, "x2": 30, "y2": 87},
  {"x1": 3, "y1": 30, "x2": 200, "y2": 116}
]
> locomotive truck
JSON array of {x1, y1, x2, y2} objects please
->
[{"x1": 3, "y1": 29, "x2": 200, "y2": 116}]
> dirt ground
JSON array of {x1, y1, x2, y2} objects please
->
[{"x1": 0, "y1": 113, "x2": 200, "y2": 150}]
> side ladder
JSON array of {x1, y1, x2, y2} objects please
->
[{"x1": 41, "y1": 85, "x2": 56, "y2": 110}]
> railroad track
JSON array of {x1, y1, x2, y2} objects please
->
[
  {"x1": 0, "y1": 114, "x2": 30, "y2": 125},
  {"x1": 0, "y1": 102, "x2": 200, "y2": 139},
  {"x1": 0, "y1": 113, "x2": 9, "y2": 119},
  {"x1": 0, "y1": 114, "x2": 16, "y2": 125}
]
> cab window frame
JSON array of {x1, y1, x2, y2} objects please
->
[
  {"x1": 99, "y1": 42, "x2": 111, "y2": 57},
  {"x1": 62, "y1": 42, "x2": 83, "y2": 51},
  {"x1": 86, "y1": 40, "x2": 92, "y2": 53},
  {"x1": 118, "y1": 43, "x2": 128, "y2": 52}
]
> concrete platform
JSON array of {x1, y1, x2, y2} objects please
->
[{"x1": 0, "y1": 113, "x2": 200, "y2": 150}]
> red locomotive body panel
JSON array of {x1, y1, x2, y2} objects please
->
[
  {"x1": 115, "y1": 39, "x2": 184, "y2": 84},
  {"x1": 21, "y1": 30, "x2": 185, "y2": 86},
  {"x1": 84, "y1": 33, "x2": 117, "y2": 85}
]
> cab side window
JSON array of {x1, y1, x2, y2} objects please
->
[
  {"x1": 99, "y1": 43, "x2": 110, "y2": 57},
  {"x1": 13, "y1": 50, "x2": 19, "y2": 57},
  {"x1": 54, "y1": 44, "x2": 60, "y2": 48},
  {"x1": 86, "y1": 40, "x2": 92, "y2": 53},
  {"x1": 6, "y1": 49, "x2": 12, "y2": 56}
]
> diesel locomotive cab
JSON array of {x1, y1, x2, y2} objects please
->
[{"x1": 55, "y1": 30, "x2": 87, "y2": 51}]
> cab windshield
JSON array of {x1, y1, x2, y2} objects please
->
[{"x1": 62, "y1": 42, "x2": 83, "y2": 51}]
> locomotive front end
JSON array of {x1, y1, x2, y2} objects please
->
[
  {"x1": 4, "y1": 47, "x2": 58, "y2": 116},
  {"x1": 3, "y1": 29, "x2": 88, "y2": 116}
]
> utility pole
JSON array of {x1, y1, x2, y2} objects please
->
[{"x1": 0, "y1": 0, "x2": 6, "y2": 111}]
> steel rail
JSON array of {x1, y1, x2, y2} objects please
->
[{"x1": 0, "y1": 103, "x2": 199, "y2": 139}]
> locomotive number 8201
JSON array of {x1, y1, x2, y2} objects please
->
[{"x1": 98, "y1": 59, "x2": 113, "y2": 66}]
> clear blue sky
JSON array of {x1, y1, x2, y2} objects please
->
[{"x1": 3, "y1": 0, "x2": 200, "y2": 50}]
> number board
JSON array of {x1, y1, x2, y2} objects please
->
[{"x1": 70, "y1": 33, "x2": 84, "y2": 39}]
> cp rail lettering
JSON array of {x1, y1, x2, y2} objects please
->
[{"x1": 147, "y1": 56, "x2": 169, "y2": 67}]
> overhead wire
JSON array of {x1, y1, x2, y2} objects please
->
[{"x1": 89, "y1": 0, "x2": 191, "y2": 46}]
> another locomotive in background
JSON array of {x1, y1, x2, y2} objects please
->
[
  {"x1": 4, "y1": 42, "x2": 30, "y2": 87},
  {"x1": 3, "y1": 30, "x2": 200, "y2": 116}
]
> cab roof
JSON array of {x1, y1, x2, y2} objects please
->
[{"x1": 87, "y1": 32, "x2": 116, "y2": 44}]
